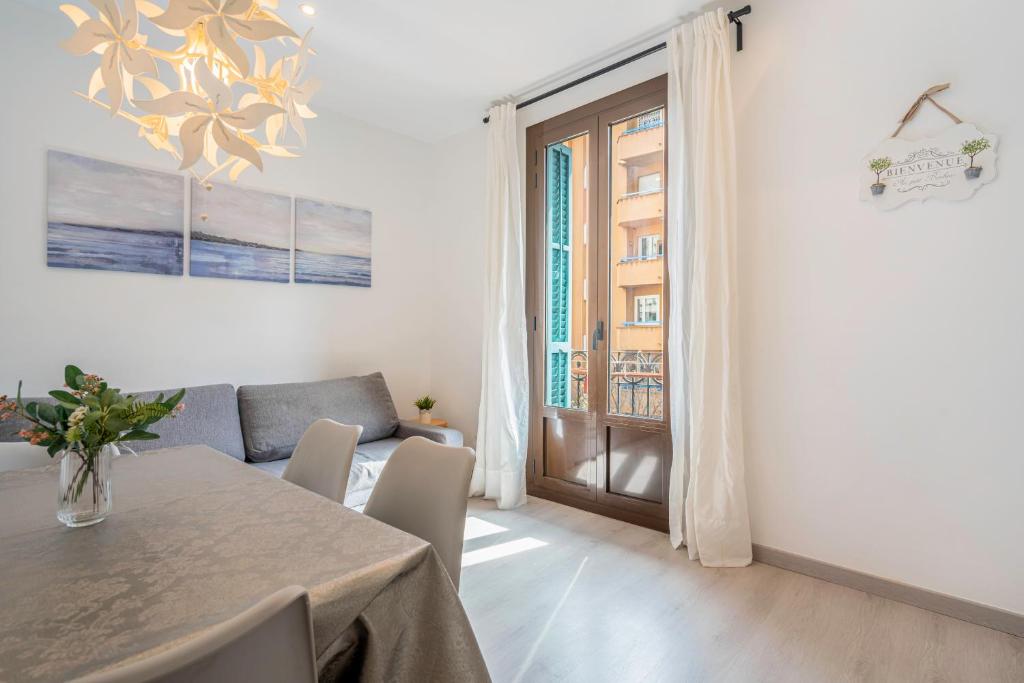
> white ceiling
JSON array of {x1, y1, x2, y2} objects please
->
[{"x1": 21, "y1": 0, "x2": 701, "y2": 141}]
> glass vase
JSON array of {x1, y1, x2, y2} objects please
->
[{"x1": 57, "y1": 444, "x2": 114, "y2": 527}]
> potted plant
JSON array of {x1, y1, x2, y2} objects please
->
[
  {"x1": 414, "y1": 395, "x2": 437, "y2": 425},
  {"x1": 869, "y1": 157, "x2": 893, "y2": 195},
  {"x1": 0, "y1": 366, "x2": 185, "y2": 527},
  {"x1": 961, "y1": 137, "x2": 991, "y2": 179}
]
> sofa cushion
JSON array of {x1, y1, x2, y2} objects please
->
[
  {"x1": 128, "y1": 384, "x2": 245, "y2": 460},
  {"x1": 237, "y1": 373, "x2": 399, "y2": 463},
  {"x1": 0, "y1": 384, "x2": 245, "y2": 461}
]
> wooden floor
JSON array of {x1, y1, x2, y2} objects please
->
[{"x1": 459, "y1": 497, "x2": 1024, "y2": 683}]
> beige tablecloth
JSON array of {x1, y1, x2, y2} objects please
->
[{"x1": 0, "y1": 446, "x2": 490, "y2": 682}]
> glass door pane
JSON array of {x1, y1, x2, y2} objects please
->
[
  {"x1": 607, "y1": 108, "x2": 665, "y2": 420},
  {"x1": 544, "y1": 133, "x2": 590, "y2": 413}
]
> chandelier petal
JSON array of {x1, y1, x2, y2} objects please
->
[
  {"x1": 286, "y1": 102, "x2": 306, "y2": 146},
  {"x1": 62, "y1": 19, "x2": 115, "y2": 55},
  {"x1": 121, "y1": 0, "x2": 139, "y2": 39},
  {"x1": 59, "y1": 4, "x2": 93, "y2": 28},
  {"x1": 265, "y1": 110, "x2": 282, "y2": 145},
  {"x1": 150, "y1": 0, "x2": 216, "y2": 31},
  {"x1": 205, "y1": 15, "x2": 249, "y2": 77},
  {"x1": 220, "y1": 102, "x2": 284, "y2": 131},
  {"x1": 223, "y1": 16, "x2": 297, "y2": 42},
  {"x1": 119, "y1": 44, "x2": 158, "y2": 76},
  {"x1": 219, "y1": 0, "x2": 253, "y2": 17},
  {"x1": 212, "y1": 118, "x2": 263, "y2": 171},
  {"x1": 100, "y1": 44, "x2": 124, "y2": 115},
  {"x1": 178, "y1": 114, "x2": 213, "y2": 169},
  {"x1": 89, "y1": 0, "x2": 122, "y2": 32},
  {"x1": 194, "y1": 59, "x2": 232, "y2": 111},
  {"x1": 136, "y1": 90, "x2": 208, "y2": 115}
]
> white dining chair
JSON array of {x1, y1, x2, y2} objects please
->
[
  {"x1": 283, "y1": 419, "x2": 362, "y2": 503},
  {"x1": 71, "y1": 585, "x2": 317, "y2": 683},
  {"x1": 363, "y1": 436, "x2": 475, "y2": 589}
]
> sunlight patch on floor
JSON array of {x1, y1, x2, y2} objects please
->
[
  {"x1": 463, "y1": 516, "x2": 509, "y2": 541},
  {"x1": 462, "y1": 537, "x2": 548, "y2": 567}
]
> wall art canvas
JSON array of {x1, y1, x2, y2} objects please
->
[
  {"x1": 190, "y1": 180, "x2": 292, "y2": 283},
  {"x1": 47, "y1": 150, "x2": 184, "y2": 275},
  {"x1": 294, "y1": 199, "x2": 372, "y2": 287},
  {"x1": 860, "y1": 123, "x2": 998, "y2": 210}
]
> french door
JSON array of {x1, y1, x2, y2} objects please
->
[{"x1": 525, "y1": 77, "x2": 671, "y2": 532}]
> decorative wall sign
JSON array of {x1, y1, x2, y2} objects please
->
[
  {"x1": 190, "y1": 180, "x2": 291, "y2": 283},
  {"x1": 860, "y1": 84, "x2": 998, "y2": 210},
  {"x1": 47, "y1": 150, "x2": 185, "y2": 275},
  {"x1": 294, "y1": 199, "x2": 372, "y2": 287}
]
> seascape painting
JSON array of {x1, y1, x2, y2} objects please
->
[
  {"x1": 47, "y1": 151, "x2": 185, "y2": 275},
  {"x1": 190, "y1": 180, "x2": 291, "y2": 283},
  {"x1": 294, "y1": 199, "x2": 372, "y2": 287}
]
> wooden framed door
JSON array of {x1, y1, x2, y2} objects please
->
[{"x1": 526, "y1": 76, "x2": 671, "y2": 532}]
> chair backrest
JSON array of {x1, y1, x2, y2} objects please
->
[
  {"x1": 283, "y1": 419, "x2": 362, "y2": 503},
  {"x1": 72, "y1": 585, "x2": 316, "y2": 683},
  {"x1": 363, "y1": 436, "x2": 475, "y2": 589}
]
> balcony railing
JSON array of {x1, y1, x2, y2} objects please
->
[
  {"x1": 621, "y1": 112, "x2": 664, "y2": 136},
  {"x1": 565, "y1": 350, "x2": 664, "y2": 419},
  {"x1": 619, "y1": 254, "x2": 663, "y2": 264}
]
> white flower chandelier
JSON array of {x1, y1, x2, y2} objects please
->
[{"x1": 60, "y1": 0, "x2": 319, "y2": 182}]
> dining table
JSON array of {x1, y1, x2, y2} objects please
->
[{"x1": 0, "y1": 445, "x2": 491, "y2": 682}]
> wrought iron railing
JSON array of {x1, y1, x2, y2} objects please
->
[
  {"x1": 570, "y1": 350, "x2": 589, "y2": 410},
  {"x1": 621, "y1": 111, "x2": 665, "y2": 136},
  {"x1": 566, "y1": 350, "x2": 664, "y2": 419}
]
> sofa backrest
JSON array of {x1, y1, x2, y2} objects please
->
[
  {"x1": 129, "y1": 384, "x2": 245, "y2": 460},
  {"x1": 237, "y1": 373, "x2": 399, "y2": 463},
  {"x1": 0, "y1": 383, "x2": 246, "y2": 461}
]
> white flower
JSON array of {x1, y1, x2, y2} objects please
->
[{"x1": 68, "y1": 405, "x2": 88, "y2": 428}]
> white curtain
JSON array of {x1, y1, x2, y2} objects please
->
[
  {"x1": 471, "y1": 102, "x2": 529, "y2": 510},
  {"x1": 666, "y1": 10, "x2": 752, "y2": 566}
]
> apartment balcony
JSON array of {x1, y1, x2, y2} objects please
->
[
  {"x1": 616, "y1": 123, "x2": 665, "y2": 165},
  {"x1": 616, "y1": 189, "x2": 664, "y2": 227},
  {"x1": 616, "y1": 255, "x2": 663, "y2": 288},
  {"x1": 567, "y1": 350, "x2": 664, "y2": 420},
  {"x1": 614, "y1": 322, "x2": 663, "y2": 352}
]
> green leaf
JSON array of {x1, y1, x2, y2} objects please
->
[
  {"x1": 37, "y1": 403, "x2": 58, "y2": 424},
  {"x1": 119, "y1": 430, "x2": 160, "y2": 441},
  {"x1": 47, "y1": 442, "x2": 63, "y2": 457},
  {"x1": 162, "y1": 388, "x2": 186, "y2": 410},
  {"x1": 100, "y1": 388, "x2": 119, "y2": 408},
  {"x1": 49, "y1": 390, "x2": 81, "y2": 407},
  {"x1": 105, "y1": 417, "x2": 131, "y2": 433},
  {"x1": 64, "y1": 365, "x2": 84, "y2": 390}
]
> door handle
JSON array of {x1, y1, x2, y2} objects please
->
[{"x1": 591, "y1": 321, "x2": 604, "y2": 350}]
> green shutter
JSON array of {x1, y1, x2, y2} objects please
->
[{"x1": 546, "y1": 144, "x2": 572, "y2": 408}]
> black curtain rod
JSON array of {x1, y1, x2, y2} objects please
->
[{"x1": 482, "y1": 5, "x2": 751, "y2": 124}]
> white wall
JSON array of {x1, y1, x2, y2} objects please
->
[
  {"x1": 0, "y1": 3, "x2": 435, "y2": 419},
  {"x1": 428, "y1": 0, "x2": 1024, "y2": 613}
]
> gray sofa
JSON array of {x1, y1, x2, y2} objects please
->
[{"x1": 0, "y1": 372, "x2": 462, "y2": 508}]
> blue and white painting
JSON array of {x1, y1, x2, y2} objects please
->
[
  {"x1": 47, "y1": 151, "x2": 184, "y2": 275},
  {"x1": 294, "y1": 199, "x2": 371, "y2": 287},
  {"x1": 189, "y1": 180, "x2": 291, "y2": 283}
]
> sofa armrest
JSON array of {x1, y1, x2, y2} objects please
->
[{"x1": 395, "y1": 420, "x2": 464, "y2": 447}]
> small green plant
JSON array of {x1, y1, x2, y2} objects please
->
[
  {"x1": 960, "y1": 137, "x2": 991, "y2": 168},
  {"x1": 414, "y1": 395, "x2": 437, "y2": 411},
  {"x1": 869, "y1": 157, "x2": 893, "y2": 184}
]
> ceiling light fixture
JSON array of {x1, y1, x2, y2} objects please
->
[
  {"x1": 299, "y1": 3, "x2": 316, "y2": 16},
  {"x1": 59, "y1": 0, "x2": 320, "y2": 183}
]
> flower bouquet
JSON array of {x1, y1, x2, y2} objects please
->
[{"x1": 0, "y1": 365, "x2": 185, "y2": 527}]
